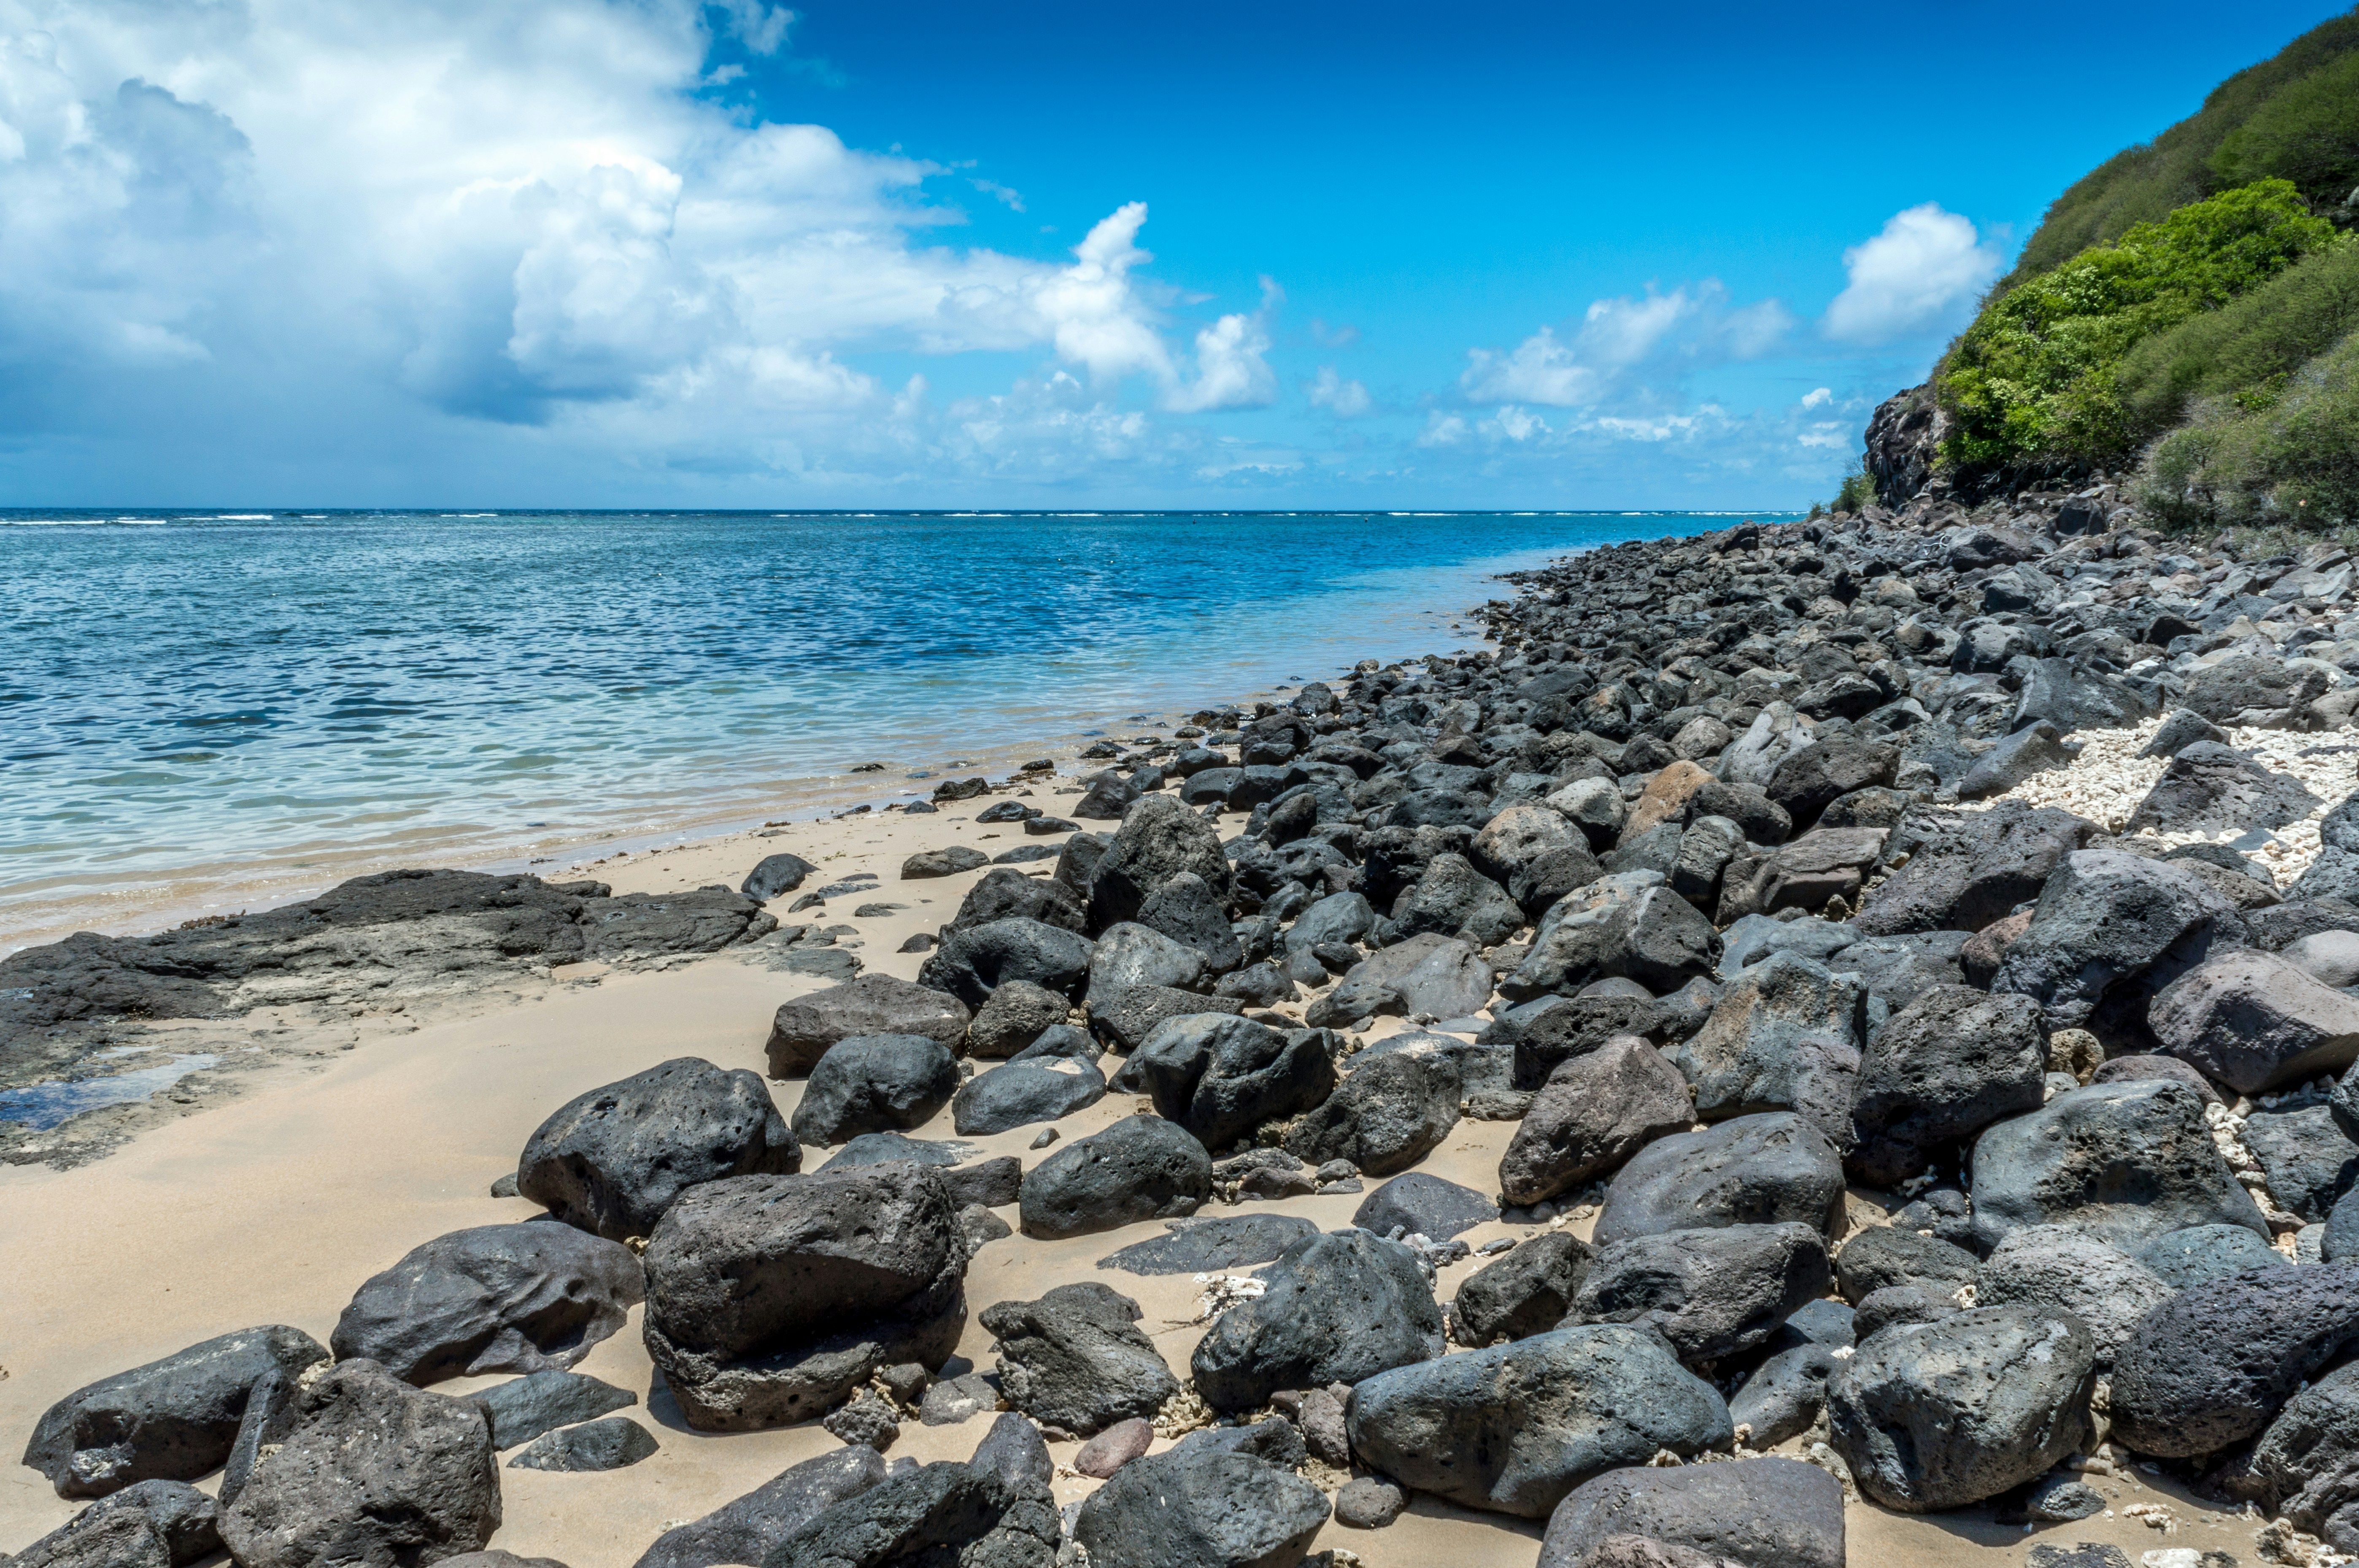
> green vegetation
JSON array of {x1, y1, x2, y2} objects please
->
[
  {"x1": 1829, "y1": 467, "x2": 1878, "y2": 513},
  {"x1": 1940, "y1": 181, "x2": 2335, "y2": 473},
  {"x1": 2138, "y1": 329, "x2": 2359, "y2": 528},
  {"x1": 2000, "y1": 11, "x2": 2359, "y2": 287},
  {"x1": 2115, "y1": 236, "x2": 2359, "y2": 431}
]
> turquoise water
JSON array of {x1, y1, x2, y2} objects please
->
[{"x1": 1, "y1": 509, "x2": 1779, "y2": 944}]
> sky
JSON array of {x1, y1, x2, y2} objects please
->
[{"x1": 0, "y1": 1, "x2": 2350, "y2": 510}]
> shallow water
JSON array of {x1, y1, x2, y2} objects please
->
[
  {"x1": 0, "y1": 1048, "x2": 221, "y2": 1130},
  {"x1": 3, "y1": 509, "x2": 1784, "y2": 947}
]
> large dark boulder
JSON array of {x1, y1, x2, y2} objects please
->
[
  {"x1": 1852, "y1": 802, "x2": 2096, "y2": 936},
  {"x1": 2147, "y1": 948, "x2": 2359, "y2": 1094},
  {"x1": 919, "y1": 917, "x2": 1095, "y2": 1008},
  {"x1": 947, "y1": 866, "x2": 1088, "y2": 935},
  {"x1": 980, "y1": 1282, "x2": 1177, "y2": 1437},
  {"x1": 1283, "y1": 1047, "x2": 1459, "y2": 1175},
  {"x1": 1537, "y1": 1459, "x2": 1846, "y2": 1568},
  {"x1": 217, "y1": 1360, "x2": 501, "y2": 1568},
  {"x1": 2243, "y1": 1105, "x2": 2359, "y2": 1222},
  {"x1": 2295, "y1": 792, "x2": 2359, "y2": 903},
  {"x1": 1088, "y1": 921, "x2": 1212, "y2": 1001},
  {"x1": 1346, "y1": 1323, "x2": 1731, "y2": 1518},
  {"x1": 1592, "y1": 1113, "x2": 1846, "y2": 1247},
  {"x1": 1976, "y1": 1226, "x2": 2175, "y2": 1365},
  {"x1": 1130, "y1": 1014, "x2": 1337, "y2": 1151},
  {"x1": 1452, "y1": 1232, "x2": 1595, "y2": 1346},
  {"x1": 1670, "y1": 952, "x2": 1862, "y2": 1143},
  {"x1": 764, "y1": 1459, "x2": 1060, "y2": 1568},
  {"x1": 1307, "y1": 933, "x2": 1494, "y2": 1027},
  {"x1": 765, "y1": 975, "x2": 970, "y2": 1078},
  {"x1": 1501, "y1": 873, "x2": 1718, "y2": 1001},
  {"x1": 1094, "y1": 1214, "x2": 1321, "y2": 1276},
  {"x1": 950, "y1": 1055, "x2": 1107, "y2": 1137},
  {"x1": 1730, "y1": 1345, "x2": 1842, "y2": 1448},
  {"x1": 1500, "y1": 1035, "x2": 1691, "y2": 1205},
  {"x1": 631, "y1": 1448, "x2": 886, "y2": 1568},
  {"x1": 1990, "y1": 848, "x2": 2244, "y2": 1047},
  {"x1": 640, "y1": 1164, "x2": 967, "y2": 1431},
  {"x1": 467, "y1": 1370, "x2": 635, "y2": 1451},
  {"x1": 11, "y1": 1480, "x2": 221, "y2": 1568},
  {"x1": 2235, "y1": 1359, "x2": 2359, "y2": 1554},
  {"x1": 22, "y1": 1326, "x2": 327, "y2": 1498},
  {"x1": 518, "y1": 1057, "x2": 799, "y2": 1242},
  {"x1": 1019, "y1": 1115, "x2": 1211, "y2": 1240},
  {"x1": 1071, "y1": 1442, "x2": 1329, "y2": 1568},
  {"x1": 1136, "y1": 871, "x2": 1244, "y2": 970},
  {"x1": 966, "y1": 978, "x2": 1069, "y2": 1058},
  {"x1": 2012, "y1": 657, "x2": 2157, "y2": 736},
  {"x1": 1086, "y1": 795, "x2": 1235, "y2": 933},
  {"x1": 1575, "y1": 1221, "x2": 1829, "y2": 1363},
  {"x1": 1392, "y1": 853, "x2": 1526, "y2": 946},
  {"x1": 1766, "y1": 738, "x2": 1898, "y2": 829},
  {"x1": 1968, "y1": 1079, "x2": 2268, "y2": 1253},
  {"x1": 1835, "y1": 1226, "x2": 1979, "y2": 1304},
  {"x1": 2126, "y1": 742, "x2": 2321, "y2": 836},
  {"x1": 2110, "y1": 1261, "x2": 2359, "y2": 1458},
  {"x1": 1827, "y1": 1306, "x2": 2096, "y2": 1511},
  {"x1": 331, "y1": 1223, "x2": 642, "y2": 1386},
  {"x1": 1353, "y1": 1170, "x2": 1496, "y2": 1239},
  {"x1": 1088, "y1": 983, "x2": 1243, "y2": 1053},
  {"x1": 1191, "y1": 1229, "x2": 1442, "y2": 1412},
  {"x1": 1847, "y1": 984, "x2": 2047, "y2": 1188},
  {"x1": 788, "y1": 1034, "x2": 961, "y2": 1147},
  {"x1": 2181, "y1": 653, "x2": 2330, "y2": 728}
]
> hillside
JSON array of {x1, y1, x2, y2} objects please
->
[{"x1": 1865, "y1": 9, "x2": 2359, "y2": 530}]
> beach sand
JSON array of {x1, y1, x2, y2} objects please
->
[{"x1": 0, "y1": 796, "x2": 2291, "y2": 1567}]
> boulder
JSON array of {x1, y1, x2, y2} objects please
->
[
  {"x1": 1452, "y1": 1233, "x2": 1595, "y2": 1345},
  {"x1": 2126, "y1": 741, "x2": 2321, "y2": 836},
  {"x1": 1670, "y1": 952, "x2": 1862, "y2": 1143},
  {"x1": 949, "y1": 1056, "x2": 1107, "y2": 1137},
  {"x1": 2013, "y1": 658, "x2": 2157, "y2": 736},
  {"x1": 1720, "y1": 704, "x2": 1818, "y2": 789},
  {"x1": 1308, "y1": 933, "x2": 1494, "y2": 1028},
  {"x1": 1592, "y1": 1113, "x2": 1846, "y2": 1246},
  {"x1": 1970, "y1": 1078, "x2": 2269, "y2": 1253},
  {"x1": 467, "y1": 1370, "x2": 636, "y2": 1450},
  {"x1": 1474, "y1": 804, "x2": 1600, "y2": 914},
  {"x1": 1074, "y1": 1418, "x2": 1155, "y2": 1479},
  {"x1": 331, "y1": 1223, "x2": 642, "y2": 1386},
  {"x1": 1131, "y1": 1013, "x2": 1338, "y2": 1152},
  {"x1": 966, "y1": 978, "x2": 1069, "y2": 1058},
  {"x1": 789, "y1": 1035, "x2": 961, "y2": 1147},
  {"x1": 1352, "y1": 1170, "x2": 1496, "y2": 1239},
  {"x1": 640, "y1": 1164, "x2": 967, "y2": 1431},
  {"x1": 1827, "y1": 1306, "x2": 2096, "y2": 1511},
  {"x1": 1502, "y1": 874, "x2": 1718, "y2": 1001},
  {"x1": 1835, "y1": 1226, "x2": 1979, "y2": 1304},
  {"x1": 1392, "y1": 853, "x2": 1527, "y2": 946},
  {"x1": 1499, "y1": 1037, "x2": 1693, "y2": 1205},
  {"x1": 2297, "y1": 792, "x2": 2359, "y2": 903},
  {"x1": 1624, "y1": 761, "x2": 1718, "y2": 839},
  {"x1": 902, "y1": 846, "x2": 990, "y2": 879},
  {"x1": 629, "y1": 1447, "x2": 887, "y2": 1568},
  {"x1": 1537, "y1": 1459, "x2": 1846, "y2": 1568},
  {"x1": 1573, "y1": 1222, "x2": 1831, "y2": 1363},
  {"x1": 1975, "y1": 1226, "x2": 2175, "y2": 1364},
  {"x1": 1766, "y1": 738, "x2": 1899, "y2": 829},
  {"x1": 1089, "y1": 983, "x2": 1244, "y2": 1053},
  {"x1": 2243, "y1": 1105, "x2": 2359, "y2": 1221},
  {"x1": 742, "y1": 853, "x2": 819, "y2": 902},
  {"x1": 1019, "y1": 1115, "x2": 1211, "y2": 1240},
  {"x1": 2110, "y1": 1260, "x2": 2359, "y2": 1457},
  {"x1": 1284, "y1": 1048, "x2": 1459, "y2": 1175},
  {"x1": 766, "y1": 975, "x2": 970, "y2": 1077},
  {"x1": 1135, "y1": 871, "x2": 1243, "y2": 970},
  {"x1": 217, "y1": 1360, "x2": 501, "y2": 1568},
  {"x1": 22, "y1": 1325, "x2": 327, "y2": 1498},
  {"x1": 1991, "y1": 849, "x2": 2243, "y2": 1046},
  {"x1": 2237, "y1": 1360, "x2": 2359, "y2": 1553},
  {"x1": 1071, "y1": 1443, "x2": 1329, "y2": 1568},
  {"x1": 2148, "y1": 948, "x2": 2359, "y2": 1094},
  {"x1": 1191, "y1": 1229, "x2": 1443, "y2": 1412},
  {"x1": 1729, "y1": 1345, "x2": 1841, "y2": 1448},
  {"x1": 518, "y1": 1057, "x2": 800, "y2": 1242},
  {"x1": 1846, "y1": 984, "x2": 2047, "y2": 1188},
  {"x1": 11, "y1": 1481, "x2": 221, "y2": 1568},
  {"x1": 1854, "y1": 802, "x2": 2096, "y2": 936},
  {"x1": 1284, "y1": 889, "x2": 1379, "y2": 953},
  {"x1": 1088, "y1": 921, "x2": 1212, "y2": 1001},
  {"x1": 1550, "y1": 776, "x2": 1630, "y2": 849},
  {"x1": 506, "y1": 1416, "x2": 658, "y2": 1473},
  {"x1": 1346, "y1": 1323, "x2": 1732, "y2": 1518},
  {"x1": 979, "y1": 1282, "x2": 1178, "y2": 1437},
  {"x1": 2088, "y1": 1051, "x2": 2222, "y2": 1103},
  {"x1": 1086, "y1": 795, "x2": 1235, "y2": 932},
  {"x1": 2182, "y1": 652, "x2": 2330, "y2": 728},
  {"x1": 1715, "y1": 827, "x2": 1887, "y2": 921},
  {"x1": 2138, "y1": 1223, "x2": 2290, "y2": 1288},
  {"x1": 767, "y1": 1460, "x2": 1060, "y2": 1568},
  {"x1": 918, "y1": 918, "x2": 1095, "y2": 1008},
  {"x1": 1492, "y1": 992, "x2": 1665, "y2": 1091},
  {"x1": 945, "y1": 866, "x2": 1088, "y2": 935}
]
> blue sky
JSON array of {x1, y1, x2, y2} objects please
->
[{"x1": 0, "y1": 0, "x2": 2348, "y2": 509}]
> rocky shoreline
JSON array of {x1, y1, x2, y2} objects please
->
[{"x1": 11, "y1": 492, "x2": 2359, "y2": 1568}]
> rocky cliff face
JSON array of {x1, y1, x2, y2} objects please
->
[{"x1": 1863, "y1": 384, "x2": 1946, "y2": 506}]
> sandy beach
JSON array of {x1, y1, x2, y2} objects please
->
[{"x1": 0, "y1": 793, "x2": 2300, "y2": 1568}]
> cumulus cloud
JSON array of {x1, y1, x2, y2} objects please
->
[
  {"x1": 1822, "y1": 203, "x2": 2003, "y2": 344},
  {"x1": 1460, "y1": 281, "x2": 1791, "y2": 408},
  {"x1": 1306, "y1": 367, "x2": 1371, "y2": 416},
  {"x1": 0, "y1": 0, "x2": 1280, "y2": 492}
]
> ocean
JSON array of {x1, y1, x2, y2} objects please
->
[{"x1": 1, "y1": 509, "x2": 1785, "y2": 949}]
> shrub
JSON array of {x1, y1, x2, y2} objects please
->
[
  {"x1": 1830, "y1": 467, "x2": 1878, "y2": 513},
  {"x1": 2114, "y1": 236, "x2": 2359, "y2": 434},
  {"x1": 2210, "y1": 50, "x2": 2359, "y2": 207},
  {"x1": 2135, "y1": 326, "x2": 2359, "y2": 530},
  {"x1": 1939, "y1": 181, "x2": 2334, "y2": 474}
]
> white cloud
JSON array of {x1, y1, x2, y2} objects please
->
[
  {"x1": 1460, "y1": 281, "x2": 1790, "y2": 408},
  {"x1": 1306, "y1": 366, "x2": 1371, "y2": 416},
  {"x1": 0, "y1": 0, "x2": 1283, "y2": 492},
  {"x1": 1800, "y1": 386, "x2": 1833, "y2": 408},
  {"x1": 1822, "y1": 203, "x2": 2002, "y2": 344}
]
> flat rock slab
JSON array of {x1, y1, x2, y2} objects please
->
[
  {"x1": 1095, "y1": 1215, "x2": 1320, "y2": 1275},
  {"x1": 468, "y1": 1370, "x2": 637, "y2": 1450},
  {"x1": 506, "y1": 1416, "x2": 658, "y2": 1472}
]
